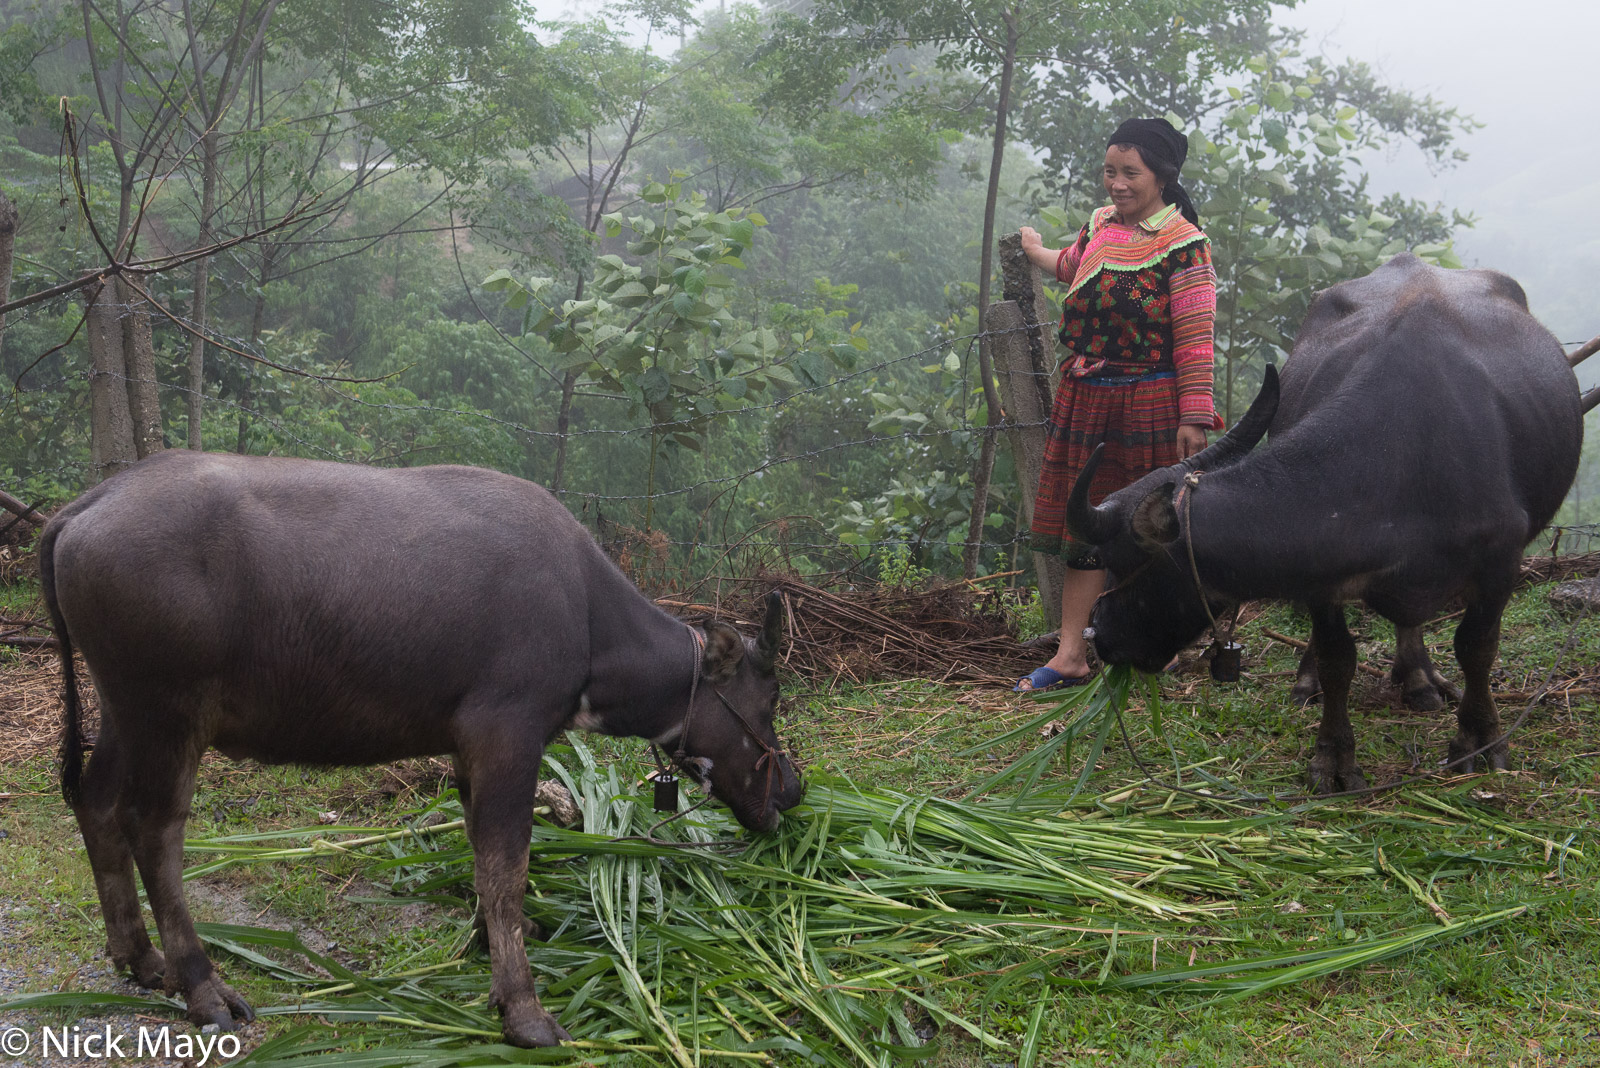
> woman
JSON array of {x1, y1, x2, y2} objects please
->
[{"x1": 1014, "y1": 117, "x2": 1222, "y2": 692}]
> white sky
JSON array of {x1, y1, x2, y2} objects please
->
[{"x1": 1278, "y1": 0, "x2": 1600, "y2": 360}]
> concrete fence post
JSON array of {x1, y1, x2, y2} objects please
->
[{"x1": 990, "y1": 231, "x2": 1064, "y2": 629}]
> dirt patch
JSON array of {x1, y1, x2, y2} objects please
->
[{"x1": 0, "y1": 896, "x2": 267, "y2": 1067}]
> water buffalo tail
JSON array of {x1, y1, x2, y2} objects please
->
[{"x1": 39, "y1": 519, "x2": 83, "y2": 806}]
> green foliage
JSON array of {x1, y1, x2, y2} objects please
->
[
  {"x1": 871, "y1": 543, "x2": 933, "y2": 588},
  {"x1": 5, "y1": 0, "x2": 1569, "y2": 578},
  {"x1": 277, "y1": 0, "x2": 580, "y2": 181},
  {"x1": 484, "y1": 182, "x2": 867, "y2": 516},
  {"x1": 0, "y1": 16, "x2": 49, "y2": 126},
  {"x1": 211, "y1": 332, "x2": 522, "y2": 470}
]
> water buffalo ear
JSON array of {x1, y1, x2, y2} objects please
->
[
  {"x1": 1130, "y1": 485, "x2": 1180, "y2": 549},
  {"x1": 701, "y1": 622, "x2": 745, "y2": 682}
]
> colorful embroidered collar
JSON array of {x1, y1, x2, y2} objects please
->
[{"x1": 1063, "y1": 203, "x2": 1208, "y2": 301}]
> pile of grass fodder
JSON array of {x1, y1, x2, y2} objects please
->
[{"x1": 3, "y1": 731, "x2": 1579, "y2": 1067}]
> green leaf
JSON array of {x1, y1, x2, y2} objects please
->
[
  {"x1": 639, "y1": 367, "x2": 671, "y2": 404},
  {"x1": 796, "y1": 351, "x2": 827, "y2": 387},
  {"x1": 609, "y1": 280, "x2": 652, "y2": 305}
]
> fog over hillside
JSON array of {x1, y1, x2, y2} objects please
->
[
  {"x1": 1280, "y1": 0, "x2": 1600, "y2": 385},
  {"x1": 578, "y1": 0, "x2": 1598, "y2": 385}
]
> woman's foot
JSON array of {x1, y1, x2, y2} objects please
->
[{"x1": 1014, "y1": 665, "x2": 1095, "y2": 693}]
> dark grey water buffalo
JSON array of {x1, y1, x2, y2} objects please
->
[
  {"x1": 1069, "y1": 254, "x2": 1583, "y2": 792},
  {"x1": 41, "y1": 451, "x2": 802, "y2": 1047}
]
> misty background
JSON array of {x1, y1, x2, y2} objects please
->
[
  {"x1": 586, "y1": 0, "x2": 1600, "y2": 385},
  {"x1": 1284, "y1": 0, "x2": 1600, "y2": 386}
]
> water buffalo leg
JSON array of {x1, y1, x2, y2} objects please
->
[
  {"x1": 456, "y1": 740, "x2": 570, "y2": 1048},
  {"x1": 120, "y1": 736, "x2": 254, "y2": 1029},
  {"x1": 1391, "y1": 625, "x2": 1459, "y2": 711},
  {"x1": 1290, "y1": 640, "x2": 1320, "y2": 706},
  {"x1": 1306, "y1": 603, "x2": 1366, "y2": 793},
  {"x1": 454, "y1": 755, "x2": 537, "y2": 944},
  {"x1": 71, "y1": 718, "x2": 165, "y2": 987},
  {"x1": 1448, "y1": 593, "x2": 1512, "y2": 772}
]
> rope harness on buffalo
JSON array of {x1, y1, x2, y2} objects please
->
[
  {"x1": 1178, "y1": 470, "x2": 1242, "y2": 672},
  {"x1": 645, "y1": 624, "x2": 787, "y2": 830}
]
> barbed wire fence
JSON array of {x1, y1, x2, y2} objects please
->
[
  {"x1": 3, "y1": 281, "x2": 1072, "y2": 592},
  {"x1": 5, "y1": 274, "x2": 1600, "y2": 602}
]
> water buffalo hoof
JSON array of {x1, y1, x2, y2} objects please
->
[
  {"x1": 1308, "y1": 759, "x2": 1367, "y2": 795},
  {"x1": 114, "y1": 946, "x2": 166, "y2": 989},
  {"x1": 1447, "y1": 736, "x2": 1509, "y2": 773},
  {"x1": 1290, "y1": 678, "x2": 1320, "y2": 707},
  {"x1": 1401, "y1": 682, "x2": 1444, "y2": 712},
  {"x1": 501, "y1": 1000, "x2": 571, "y2": 1048},
  {"x1": 183, "y1": 976, "x2": 255, "y2": 1029}
]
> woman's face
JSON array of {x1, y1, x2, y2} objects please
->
[{"x1": 1103, "y1": 145, "x2": 1165, "y2": 224}]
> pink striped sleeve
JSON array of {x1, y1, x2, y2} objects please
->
[
  {"x1": 1169, "y1": 243, "x2": 1221, "y2": 429},
  {"x1": 1054, "y1": 225, "x2": 1090, "y2": 283}
]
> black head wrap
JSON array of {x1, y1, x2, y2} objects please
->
[{"x1": 1107, "y1": 117, "x2": 1199, "y2": 227}]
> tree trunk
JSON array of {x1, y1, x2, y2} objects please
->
[
  {"x1": 551, "y1": 270, "x2": 587, "y2": 494},
  {"x1": 993, "y1": 231, "x2": 1067, "y2": 628},
  {"x1": 116, "y1": 276, "x2": 164, "y2": 458},
  {"x1": 238, "y1": 248, "x2": 275, "y2": 453},
  {"x1": 0, "y1": 189, "x2": 16, "y2": 345},
  {"x1": 961, "y1": 11, "x2": 1019, "y2": 579},
  {"x1": 188, "y1": 129, "x2": 219, "y2": 449},
  {"x1": 552, "y1": 370, "x2": 579, "y2": 494},
  {"x1": 85, "y1": 281, "x2": 138, "y2": 482}
]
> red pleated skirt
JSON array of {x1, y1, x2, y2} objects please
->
[{"x1": 1029, "y1": 371, "x2": 1181, "y2": 560}]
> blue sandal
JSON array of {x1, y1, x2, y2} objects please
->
[{"x1": 1013, "y1": 666, "x2": 1094, "y2": 693}]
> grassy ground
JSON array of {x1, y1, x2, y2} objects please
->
[{"x1": 0, "y1": 584, "x2": 1596, "y2": 1067}]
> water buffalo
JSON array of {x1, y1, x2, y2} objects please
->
[
  {"x1": 41, "y1": 451, "x2": 803, "y2": 1047},
  {"x1": 1069, "y1": 253, "x2": 1583, "y2": 792}
]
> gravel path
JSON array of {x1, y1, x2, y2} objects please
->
[{"x1": 0, "y1": 901, "x2": 266, "y2": 1067}]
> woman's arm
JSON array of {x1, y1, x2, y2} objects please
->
[
  {"x1": 1019, "y1": 226, "x2": 1084, "y2": 284},
  {"x1": 1170, "y1": 242, "x2": 1222, "y2": 445}
]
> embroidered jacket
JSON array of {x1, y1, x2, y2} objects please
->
[{"x1": 1054, "y1": 203, "x2": 1221, "y2": 429}]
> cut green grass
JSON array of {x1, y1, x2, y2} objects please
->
[{"x1": 0, "y1": 580, "x2": 1595, "y2": 1066}]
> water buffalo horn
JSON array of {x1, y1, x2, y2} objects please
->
[
  {"x1": 1181, "y1": 364, "x2": 1280, "y2": 472},
  {"x1": 1065, "y1": 443, "x2": 1121, "y2": 545},
  {"x1": 754, "y1": 590, "x2": 784, "y2": 671}
]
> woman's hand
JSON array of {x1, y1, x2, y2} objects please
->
[
  {"x1": 1177, "y1": 425, "x2": 1207, "y2": 458},
  {"x1": 1018, "y1": 226, "x2": 1060, "y2": 273}
]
